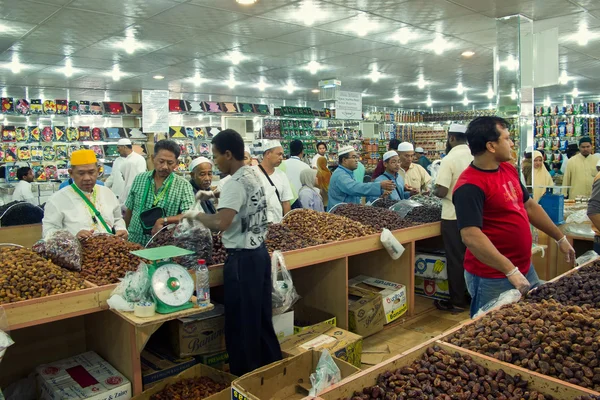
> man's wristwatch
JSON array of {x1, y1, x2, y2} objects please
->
[{"x1": 163, "y1": 217, "x2": 168, "y2": 225}]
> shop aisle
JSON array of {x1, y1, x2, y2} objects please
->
[{"x1": 361, "y1": 297, "x2": 469, "y2": 368}]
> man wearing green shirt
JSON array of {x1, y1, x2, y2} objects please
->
[{"x1": 125, "y1": 140, "x2": 195, "y2": 245}]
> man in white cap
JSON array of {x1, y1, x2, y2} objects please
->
[
  {"x1": 415, "y1": 147, "x2": 431, "y2": 171},
  {"x1": 253, "y1": 139, "x2": 293, "y2": 223},
  {"x1": 398, "y1": 142, "x2": 431, "y2": 195},
  {"x1": 432, "y1": 124, "x2": 473, "y2": 312},
  {"x1": 116, "y1": 138, "x2": 147, "y2": 206},
  {"x1": 189, "y1": 156, "x2": 216, "y2": 214},
  {"x1": 329, "y1": 146, "x2": 395, "y2": 209},
  {"x1": 369, "y1": 150, "x2": 406, "y2": 202}
]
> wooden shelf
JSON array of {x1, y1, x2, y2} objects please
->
[{"x1": 111, "y1": 302, "x2": 214, "y2": 328}]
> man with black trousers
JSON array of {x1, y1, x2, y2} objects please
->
[
  {"x1": 184, "y1": 129, "x2": 281, "y2": 376},
  {"x1": 433, "y1": 124, "x2": 472, "y2": 312}
]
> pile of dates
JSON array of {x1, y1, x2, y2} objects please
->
[
  {"x1": 330, "y1": 203, "x2": 415, "y2": 232},
  {"x1": 371, "y1": 198, "x2": 399, "y2": 209},
  {"x1": 405, "y1": 205, "x2": 442, "y2": 224},
  {"x1": 525, "y1": 262, "x2": 600, "y2": 309},
  {"x1": 282, "y1": 209, "x2": 377, "y2": 243},
  {"x1": 80, "y1": 235, "x2": 144, "y2": 285},
  {"x1": 448, "y1": 300, "x2": 600, "y2": 391},
  {"x1": 209, "y1": 233, "x2": 227, "y2": 266},
  {"x1": 343, "y1": 346, "x2": 554, "y2": 400},
  {"x1": 150, "y1": 376, "x2": 227, "y2": 400},
  {"x1": 266, "y1": 223, "x2": 323, "y2": 253}
]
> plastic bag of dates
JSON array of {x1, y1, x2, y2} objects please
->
[
  {"x1": 33, "y1": 230, "x2": 82, "y2": 271},
  {"x1": 173, "y1": 218, "x2": 213, "y2": 269},
  {"x1": 149, "y1": 376, "x2": 227, "y2": 400},
  {"x1": 145, "y1": 224, "x2": 177, "y2": 248},
  {"x1": 210, "y1": 232, "x2": 227, "y2": 266}
]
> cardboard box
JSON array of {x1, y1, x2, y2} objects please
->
[
  {"x1": 415, "y1": 275, "x2": 450, "y2": 301},
  {"x1": 231, "y1": 349, "x2": 360, "y2": 400},
  {"x1": 36, "y1": 351, "x2": 131, "y2": 400},
  {"x1": 169, "y1": 304, "x2": 226, "y2": 358},
  {"x1": 347, "y1": 287, "x2": 385, "y2": 337},
  {"x1": 279, "y1": 324, "x2": 363, "y2": 368},
  {"x1": 132, "y1": 363, "x2": 236, "y2": 400},
  {"x1": 348, "y1": 275, "x2": 408, "y2": 324},
  {"x1": 415, "y1": 253, "x2": 448, "y2": 280},
  {"x1": 293, "y1": 304, "x2": 336, "y2": 334},
  {"x1": 272, "y1": 310, "x2": 294, "y2": 341},
  {"x1": 196, "y1": 350, "x2": 230, "y2": 369},
  {"x1": 141, "y1": 346, "x2": 197, "y2": 389}
]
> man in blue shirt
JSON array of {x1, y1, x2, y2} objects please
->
[
  {"x1": 329, "y1": 146, "x2": 395, "y2": 209},
  {"x1": 369, "y1": 150, "x2": 406, "y2": 202}
]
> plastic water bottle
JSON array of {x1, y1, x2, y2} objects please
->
[{"x1": 196, "y1": 259, "x2": 210, "y2": 307}]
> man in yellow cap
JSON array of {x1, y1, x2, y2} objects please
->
[{"x1": 43, "y1": 149, "x2": 128, "y2": 240}]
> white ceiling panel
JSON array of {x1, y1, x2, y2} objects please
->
[
  {"x1": 316, "y1": 14, "x2": 402, "y2": 37},
  {"x1": 9, "y1": 38, "x2": 85, "y2": 55},
  {"x1": 375, "y1": 0, "x2": 475, "y2": 25},
  {"x1": 188, "y1": 0, "x2": 297, "y2": 16},
  {"x1": 323, "y1": 0, "x2": 410, "y2": 12},
  {"x1": 0, "y1": 0, "x2": 60, "y2": 24},
  {"x1": 283, "y1": 48, "x2": 347, "y2": 62},
  {"x1": 119, "y1": 53, "x2": 193, "y2": 73},
  {"x1": 67, "y1": 57, "x2": 118, "y2": 69},
  {"x1": 235, "y1": 40, "x2": 307, "y2": 58},
  {"x1": 319, "y1": 38, "x2": 391, "y2": 55},
  {"x1": 67, "y1": 0, "x2": 180, "y2": 19},
  {"x1": 423, "y1": 13, "x2": 496, "y2": 35},
  {"x1": 276, "y1": 29, "x2": 354, "y2": 47},
  {"x1": 0, "y1": 51, "x2": 64, "y2": 64},
  {"x1": 113, "y1": 22, "x2": 206, "y2": 44},
  {"x1": 217, "y1": 16, "x2": 305, "y2": 39},
  {"x1": 71, "y1": 37, "x2": 171, "y2": 61},
  {"x1": 148, "y1": 4, "x2": 246, "y2": 29},
  {"x1": 261, "y1": 1, "x2": 359, "y2": 26},
  {"x1": 454, "y1": 28, "x2": 497, "y2": 46}
]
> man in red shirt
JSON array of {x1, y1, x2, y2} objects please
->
[{"x1": 453, "y1": 116, "x2": 575, "y2": 317}]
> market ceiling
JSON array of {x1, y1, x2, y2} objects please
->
[{"x1": 0, "y1": 0, "x2": 599, "y2": 110}]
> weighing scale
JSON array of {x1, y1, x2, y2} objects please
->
[
  {"x1": 130, "y1": 246, "x2": 196, "y2": 315},
  {"x1": 536, "y1": 186, "x2": 567, "y2": 225}
]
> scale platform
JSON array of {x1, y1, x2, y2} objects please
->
[{"x1": 130, "y1": 245, "x2": 194, "y2": 262}]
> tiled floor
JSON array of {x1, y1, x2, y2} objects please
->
[{"x1": 361, "y1": 296, "x2": 469, "y2": 367}]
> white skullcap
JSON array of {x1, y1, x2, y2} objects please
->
[
  {"x1": 397, "y1": 142, "x2": 414, "y2": 152},
  {"x1": 415, "y1": 147, "x2": 424, "y2": 153},
  {"x1": 525, "y1": 146, "x2": 533, "y2": 153},
  {"x1": 383, "y1": 150, "x2": 399, "y2": 161},
  {"x1": 117, "y1": 138, "x2": 132, "y2": 146},
  {"x1": 449, "y1": 124, "x2": 467, "y2": 134},
  {"x1": 189, "y1": 156, "x2": 213, "y2": 172},
  {"x1": 338, "y1": 145, "x2": 355, "y2": 156},
  {"x1": 256, "y1": 139, "x2": 282, "y2": 152}
]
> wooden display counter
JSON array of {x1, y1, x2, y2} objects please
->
[
  {"x1": 0, "y1": 223, "x2": 42, "y2": 247},
  {"x1": 1, "y1": 222, "x2": 442, "y2": 395}
]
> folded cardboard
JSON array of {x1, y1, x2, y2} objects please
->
[
  {"x1": 293, "y1": 304, "x2": 336, "y2": 334},
  {"x1": 36, "y1": 351, "x2": 131, "y2": 400},
  {"x1": 272, "y1": 310, "x2": 294, "y2": 341},
  {"x1": 415, "y1": 253, "x2": 449, "y2": 280},
  {"x1": 132, "y1": 363, "x2": 236, "y2": 400},
  {"x1": 348, "y1": 275, "x2": 408, "y2": 324},
  {"x1": 347, "y1": 286, "x2": 385, "y2": 337},
  {"x1": 231, "y1": 349, "x2": 360, "y2": 400},
  {"x1": 415, "y1": 276, "x2": 450, "y2": 301},
  {"x1": 279, "y1": 324, "x2": 363, "y2": 368},
  {"x1": 141, "y1": 346, "x2": 197, "y2": 389},
  {"x1": 169, "y1": 303, "x2": 226, "y2": 358}
]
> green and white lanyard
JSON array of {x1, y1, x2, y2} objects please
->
[
  {"x1": 141, "y1": 174, "x2": 174, "y2": 209},
  {"x1": 70, "y1": 183, "x2": 112, "y2": 233}
]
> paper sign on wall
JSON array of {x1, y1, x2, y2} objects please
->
[
  {"x1": 142, "y1": 90, "x2": 169, "y2": 133},
  {"x1": 335, "y1": 91, "x2": 362, "y2": 120}
]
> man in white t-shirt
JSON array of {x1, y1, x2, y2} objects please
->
[
  {"x1": 253, "y1": 139, "x2": 293, "y2": 223},
  {"x1": 184, "y1": 129, "x2": 281, "y2": 377},
  {"x1": 311, "y1": 141, "x2": 328, "y2": 168},
  {"x1": 433, "y1": 124, "x2": 473, "y2": 312},
  {"x1": 117, "y1": 138, "x2": 147, "y2": 206},
  {"x1": 12, "y1": 167, "x2": 37, "y2": 205},
  {"x1": 281, "y1": 139, "x2": 310, "y2": 206}
]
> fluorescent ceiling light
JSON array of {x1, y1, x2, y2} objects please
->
[
  {"x1": 559, "y1": 71, "x2": 569, "y2": 85},
  {"x1": 578, "y1": 25, "x2": 590, "y2": 46},
  {"x1": 393, "y1": 27, "x2": 419, "y2": 45},
  {"x1": 417, "y1": 76, "x2": 426, "y2": 89},
  {"x1": 486, "y1": 87, "x2": 494, "y2": 99},
  {"x1": 226, "y1": 75, "x2": 238, "y2": 89},
  {"x1": 284, "y1": 81, "x2": 296, "y2": 94},
  {"x1": 393, "y1": 94, "x2": 400, "y2": 104},
  {"x1": 572, "y1": 88, "x2": 579, "y2": 98},
  {"x1": 229, "y1": 50, "x2": 245, "y2": 65},
  {"x1": 311, "y1": 89, "x2": 320, "y2": 93},
  {"x1": 307, "y1": 60, "x2": 321, "y2": 75},
  {"x1": 543, "y1": 97, "x2": 551, "y2": 107},
  {"x1": 426, "y1": 96, "x2": 433, "y2": 107},
  {"x1": 461, "y1": 50, "x2": 475, "y2": 57},
  {"x1": 488, "y1": 103, "x2": 494, "y2": 110},
  {"x1": 61, "y1": 58, "x2": 74, "y2": 77},
  {"x1": 510, "y1": 87, "x2": 517, "y2": 100},
  {"x1": 462, "y1": 96, "x2": 469, "y2": 106},
  {"x1": 350, "y1": 12, "x2": 376, "y2": 37},
  {"x1": 456, "y1": 82, "x2": 464, "y2": 95},
  {"x1": 189, "y1": 72, "x2": 203, "y2": 86},
  {"x1": 108, "y1": 65, "x2": 125, "y2": 81},
  {"x1": 8, "y1": 54, "x2": 22, "y2": 74},
  {"x1": 257, "y1": 77, "x2": 268, "y2": 91},
  {"x1": 236, "y1": 0, "x2": 257, "y2": 4},
  {"x1": 153, "y1": 75, "x2": 164, "y2": 80},
  {"x1": 427, "y1": 34, "x2": 452, "y2": 55},
  {"x1": 117, "y1": 34, "x2": 141, "y2": 55},
  {"x1": 296, "y1": 0, "x2": 325, "y2": 26},
  {"x1": 369, "y1": 66, "x2": 381, "y2": 82},
  {"x1": 503, "y1": 55, "x2": 519, "y2": 71}
]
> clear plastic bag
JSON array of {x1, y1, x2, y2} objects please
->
[
  {"x1": 566, "y1": 209, "x2": 590, "y2": 224},
  {"x1": 32, "y1": 229, "x2": 82, "y2": 271},
  {"x1": 0, "y1": 308, "x2": 14, "y2": 365},
  {"x1": 309, "y1": 350, "x2": 342, "y2": 397},
  {"x1": 107, "y1": 262, "x2": 151, "y2": 311},
  {"x1": 576, "y1": 250, "x2": 600, "y2": 267},
  {"x1": 145, "y1": 223, "x2": 177, "y2": 248},
  {"x1": 390, "y1": 200, "x2": 423, "y2": 218},
  {"x1": 566, "y1": 224, "x2": 595, "y2": 238},
  {"x1": 380, "y1": 229, "x2": 405, "y2": 260},
  {"x1": 473, "y1": 289, "x2": 521, "y2": 319},
  {"x1": 271, "y1": 250, "x2": 300, "y2": 315},
  {"x1": 173, "y1": 218, "x2": 213, "y2": 268}
]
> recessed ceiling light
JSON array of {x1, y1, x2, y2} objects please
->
[
  {"x1": 307, "y1": 60, "x2": 321, "y2": 75},
  {"x1": 456, "y1": 82, "x2": 464, "y2": 95},
  {"x1": 572, "y1": 87, "x2": 579, "y2": 98},
  {"x1": 284, "y1": 81, "x2": 296, "y2": 94},
  {"x1": 503, "y1": 55, "x2": 519, "y2": 71},
  {"x1": 8, "y1": 54, "x2": 22, "y2": 74},
  {"x1": 236, "y1": 0, "x2": 257, "y2": 4},
  {"x1": 226, "y1": 74, "x2": 238, "y2": 89},
  {"x1": 189, "y1": 72, "x2": 203, "y2": 86},
  {"x1": 296, "y1": 0, "x2": 325, "y2": 26},
  {"x1": 349, "y1": 12, "x2": 376, "y2": 37},
  {"x1": 62, "y1": 58, "x2": 74, "y2": 77},
  {"x1": 427, "y1": 34, "x2": 452, "y2": 55},
  {"x1": 369, "y1": 66, "x2": 382, "y2": 82},
  {"x1": 577, "y1": 25, "x2": 590, "y2": 46},
  {"x1": 559, "y1": 70, "x2": 569, "y2": 85},
  {"x1": 426, "y1": 96, "x2": 433, "y2": 107},
  {"x1": 108, "y1": 65, "x2": 124, "y2": 81},
  {"x1": 510, "y1": 87, "x2": 517, "y2": 100},
  {"x1": 461, "y1": 51, "x2": 475, "y2": 57},
  {"x1": 117, "y1": 32, "x2": 141, "y2": 55},
  {"x1": 153, "y1": 75, "x2": 165, "y2": 80},
  {"x1": 417, "y1": 76, "x2": 426, "y2": 89},
  {"x1": 543, "y1": 97, "x2": 552, "y2": 107},
  {"x1": 486, "y1": 87, "x2": 494, "y2": 99},
  {"x1": 392, "y1": 27, "x2": 420, "y2": 45},
  {"x1": 257, "y1": 77, "x2": 268, "y2": 91},
  {"x1": 311, "y1": 89, "x2": 320, "y2": 93},
  {"x1": 229, "y1": 50, "x2": 245, "y2": 65},
  {"x1": 393, "y1": 94, "x2": 400, "y2": 104},
  {"x1": 462, "y1": 96, "x2": 469, "y2": 106}
]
